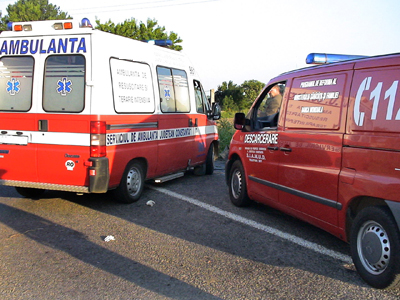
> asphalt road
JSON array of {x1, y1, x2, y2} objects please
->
[{"x1": 1, "y1": 161, "x2": 400, "y2": 299}]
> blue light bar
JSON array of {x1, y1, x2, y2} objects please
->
[
  {"x1": 7, "y1": 22, "x2": 13, "y2": 31},
  {"x1": 145, "y1": 40, "x2": 173, "y2": 47},
  {"x1": 306, "y1": 53, "x2": 367, "y2": 64}
]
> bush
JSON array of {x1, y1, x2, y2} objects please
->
[{"x1": 217, "y1": 118, "x2": 236, "y2": 155}]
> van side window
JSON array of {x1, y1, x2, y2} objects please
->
[
  {"x1": 157, "y1": 66, "x2": 190, "y2": 113},
  {"x1": 0, "y1": 56, "x2": 34, "y2": 112},
  {"x1": 194, "y1": 80, "x2": 209, "y2": 113},
  {"x1": 254, "y1": 83, "x2": 285, "y2": 129},
  {"x1": 110, "y1": 59, "x2": 155, "y2": 114},
  {"x1": 43, "y1": 55, "x2": 85, "y2": 113}
]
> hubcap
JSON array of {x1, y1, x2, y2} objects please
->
[
  {"x1": 357, "y1": 220, "x2": 390, "y2": 275},
  {"x1": 231, "y1": 169, "x2": 242, "y2": 199},
  {"x1": 126, "y1": 167, "x2": 141, "y2": 196}
]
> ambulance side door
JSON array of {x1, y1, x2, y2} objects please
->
[
  {"x1": 156, "y1": 66, "x2": 192, "y2": 174},
  {"x1": 191, "y1": 80, "x2": 213, "y2": 166},
  {"x1": 277, "y1": 72, "x2": 351, "y2": 230}
]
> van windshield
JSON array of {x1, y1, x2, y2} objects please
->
[{"x1": 0, "y1": 56, "x2": 34, "y2": 111}]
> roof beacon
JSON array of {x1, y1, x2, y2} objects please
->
[
  {"x1": 306, "y1": 53, "x2": 367, "y2": 64},
  {"x1": 80, "y1": 18, "x2": 92, "y2": 28},
  {"x1": 145, "y1": 40, "x2": 173, "y2": 47}
]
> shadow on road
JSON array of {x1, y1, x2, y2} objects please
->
[{"x1": 0, "y1": 202, "x2": 222, "y2": 300}]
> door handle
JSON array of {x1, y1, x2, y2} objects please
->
[
  {"x1": 39, "y1": 120, "x2": 48, "y2": 132},
  {"x1": 280, "y1": 147, "x2": 292, "y2": 152},
  {"x1": 267, "y1": 146, "x2": 279, "y2": 151}
]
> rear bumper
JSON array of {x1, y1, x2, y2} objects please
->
[{"x1": 0, "y1": 179, "x2": 89, "y2": 193}]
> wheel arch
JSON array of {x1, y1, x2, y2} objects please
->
[
  {"x1": 225, "y1": 153, "x2": 241, "y2": 185},
  {"x1": 346, "y1": 196, "x2": 394, "y2": 242},
  {"x1": 129, "y1": 157, "x2": 148, "y2": 179}
]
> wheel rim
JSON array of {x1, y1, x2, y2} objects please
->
[
  {"x1": 357, "y1": 220, "x2": 391, "y2": 275},
  {"x1": 126, "y1": 167, "x2": 142, "y2": 197},
  {"x1": 231, "y1": 169, "x2": 242, "y2": 199}
]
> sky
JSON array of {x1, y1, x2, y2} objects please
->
[{"x1": 1, "y1": 0, "x2": 400, "y2": 93}]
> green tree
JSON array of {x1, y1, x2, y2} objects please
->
[
  {"x1": 241, "y1": 79, "x2": 265, "y2": 108},
  {"x1": 222, "y1": 95, "x2": 238, "y2": 112},
  {"x1": 215, "y1": 80, "x2": 265, "y2": 112},
  {"x1": 95, "y1": 18, "x2": 183, "y2": 51},
  {"x1": 0, "y1": 0, "x2": 70, "y2": 30},
  {"x1": 215, "y1": 81, "x2": 244, "y2": 111}
]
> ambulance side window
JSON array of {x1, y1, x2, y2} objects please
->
[
  {"x1": 157, "y1": 66, "x2": 190, "y2": 113},
  {"x1": 194, "y1": 80, "x2": 207, "y2": 114},
  {"x1": 43, "y1": 55, "x2": 85, "y2": 113},
  {"x1": 254, "y1": 83, "x2": 285, "y2": 129},
  {"x1": 172, "y1": 69, "x2": 190, "y2": 112},
  {"x1": 0, "y1": 56, "x2": 34, "y2": 112}
]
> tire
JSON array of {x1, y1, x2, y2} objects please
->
[
  {"x1": 350, "y1": 206, "x2": 400, "y2": 289},
  {"x1": 194, "y1": 144, "x2": 215, "y2": 176},
  {"x1": 228, "y1": 160, "x2": 250, "y2": 207},
  {"x1": 205, "y1": 144, "x2": 215, "y2": 175},
  {"x1": 15, "y1": 187, "x2": 45, "y2": 199},
  {"x1": 113, "y1": 161, "x2": 145, "y2": 204}
]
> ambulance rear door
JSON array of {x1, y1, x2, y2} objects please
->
[
  {"x1": 0, "y1": 54, "x2": 37, "y2": 182},
  {"x1": 36, "y1": 35, "x2": 91, "y2": 187}
]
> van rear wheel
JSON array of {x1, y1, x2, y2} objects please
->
[
  {"x1": 113, "y1": 161, "x2": 145, "y2": 203},
  {"x1": 229, "y1": 160, "x2": 250, "y2": 207},
  {"x1": 350, "y1": 206, "x2": 400, "y2": 289}
]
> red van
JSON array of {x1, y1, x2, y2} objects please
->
[{"x1": 225, "y1": 53, "x2": 400, "y2": 289}]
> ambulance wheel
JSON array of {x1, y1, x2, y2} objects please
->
[
  {"x1": 205, "y1": 144, "x2": 215, "y2": 175},
  {"x1": 114, "y1": 161, "x2": 145, "y2": 203},
  {"x1": 350, "y1": 206, "x2": 400, "y2": 289},
  {"x1": 15, "y1": 187, "x2": 45, "y2": 199},
  {"x1": 229, "y1": 160, "x2": 250, "y2": 207}
]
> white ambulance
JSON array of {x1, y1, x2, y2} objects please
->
[{"x1": 0, "y1": 18, "x2": 220, "y2": 203}]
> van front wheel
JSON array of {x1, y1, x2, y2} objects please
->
[
  {"x1": 229, "y1": 160, "x2": 250, "y2": 207},
  {"x1": 205, "y1": 144, "x2": 215, "y2": 175},
  {"x1": 113, "y1": 161, "x2": 145, "y2": 203},
  {"x1": 350, "y1": 206, "x2": 400, "y2": 289}
]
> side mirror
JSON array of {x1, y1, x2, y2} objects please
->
[
  {"x1": 234, "y1": 112, "x2": 246, "y2": 130},
  {"x1": 211, "y1": 103, "x2": 221, "y2": 120}
]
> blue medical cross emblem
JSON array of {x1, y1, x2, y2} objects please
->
[
  {"x1": 6, "y1": 78, "x2": 20, "y2": 96},
  {"x1": 57, "y1": 77, "x2": 73, "y2": 96},
  {"x1": 164, "y1": 87, "x2": 171, "y2": 100}
]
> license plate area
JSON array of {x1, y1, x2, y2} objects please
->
[{"x1": 0, "y1": 134, "x2": 28, "y2": 145}]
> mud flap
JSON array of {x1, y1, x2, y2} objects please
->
[{"x1": 89, "y1": 157, "x2": 110, "y2": 193}]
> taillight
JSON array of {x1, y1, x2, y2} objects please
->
[{"x1": 90, "y1": 121, "x2": 106, "y2": 157}]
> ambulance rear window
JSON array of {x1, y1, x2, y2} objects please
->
[
  {"x1": 43, "y1": 55, "x2": 85, "y2": 113},
  {"x1": 0, "y1": 56, "x2": 33, "y2": 112}
]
